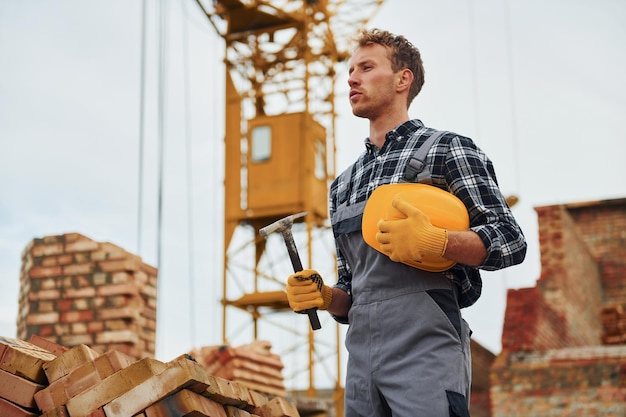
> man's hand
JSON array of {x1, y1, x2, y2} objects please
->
[
  {"x1": 286, "y1": 269, "x2": 333, "y2": 313},
  {"x1": 376, "y1": 197, "x2": 449, "y2": 265}
]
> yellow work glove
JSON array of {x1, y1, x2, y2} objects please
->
[
  {"x1": 286, "y1": 269, "x2": 333, "y2": 313},
  {"x1": 376, "y1": 197, "x2": 449, "y2": 265}
]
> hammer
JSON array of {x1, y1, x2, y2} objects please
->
[{"x1": 259, "y1": 212, "x2": 321, "y2": 330}]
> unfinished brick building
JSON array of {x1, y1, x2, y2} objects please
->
[{"x1": 492, "y1": 198, "x2": 626, "y2": 416}]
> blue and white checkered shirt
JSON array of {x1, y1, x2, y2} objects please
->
[{"x1": 330, "y1": 119, "x2": 527, "y2": 308}]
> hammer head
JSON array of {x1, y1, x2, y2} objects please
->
[{"x1": 259, "y1": 212, "x2": 308, "y2": 238}]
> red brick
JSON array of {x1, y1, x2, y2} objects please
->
[
  {"x1": 35, "y1": 350, "x2": 134, "y2": 412},
  {"x1": 63, "y1": 287, "x2": 96, "y2": 299},
  {"x1": 60, "y1": 310, "x2": 95, "y2": 324},
  {"x1": 225, "y1": 405, "x2": 256, "y2": 417},
  {"x1": 98, "y1": 258, "x2": 142, "y2": 273},
  {"x1": 37, "y1": 325, "x2": 56, "y2": 338},
  {"x1": 28, "y1": 335, "x2": 68, "y2": 356},
  {"x1": 63, "y1": 263, "x2": 94, "y2": 276},
  {"x1": 67, "y1": 275, "x2": 91, "y2": 288},
  {"x1": 0, "y1": 335, "x2": 57, "y2": 384},
  {"x1": 57, "y1": 299, "x2": 74, "y2": 312},
  {"x1": 57, "y1": 254, "x2": 74, "y2": 265},
  {"x1": 102, "y1": 355, "x2": 210, "y2": 417},
  {"x1": 97, "y1": 306, "x2": 140, "y2": 321},
  {"x1": 0, "y1": 368, "x2": 45, "y2": 408},
  {"x1": 91, "y1": 242, "x2": 129, "y2": 261},
  {"x1": 64, "y1": 239, "x2": 100, "y2": 253},
  {"x1": 96, "y1": 282, "x2": 140, "y2": 297},
  {"x1": 59, "y1": 334, "x2": 93, "y2": 347},
  {"x1": 204, "y1": 375, "x2": 249, "y2": 408},
  {"x1": 31, "y1": 243, "x2": 64, "y2": 257},
  {"x1": 141, "y1": 284, "x2": 158, "y2": 299},
  {"x1": 95, "y1": 330, "x2": 139, "y2": 345},
  {"x1": 0, "y1": 397, "x2": 38, "y2": 417},
  {"x1": 28, "y1": 289, "x2": 62, "y2": 301},
  {"x1": 91, "y1": 272, "x2": 108, "y2": 285},
  {"x1": 39, "y1": 405, "x2": 70, "y2": 417},
  {"x1": 43, "y1": 344, "x2": 99, "y2": 383},
  {"x1": 254, "y1": 397, "x2": 300, "y2": 417},
  {"x1": 86, "y1": 407, "x2": 106, "y2": 417},
  {"x1": 41, "y1": 256, "x2": 60, "y2": 266},
  {"x1": 87, "y1": 321, "x2": 104, "y2": 334},
  {"x1": 38, "y1": 300, "x2": 56, "y2": 312},
  {"x1": 65, "y1": 357, "x2": 167, "y2": 417},
  {"x1": 144, "y1": 389, "x2": 228, "y2": 417},
  {"x1": 29, "y1": 266, "x2": 63, "y2": 279},
  {"x1": 39, "y1": 278, "x2": 58, "y2": 290},
  {"x1": 71, "y1": 322, "x2": 88, "y2": 335},
  {"x1": 111, "y1": 271, "x2": 133, "y2": 283}
]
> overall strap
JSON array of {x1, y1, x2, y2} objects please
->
[
  {"x1": 403, "y1": 130, "x2": 448, "y2": 182},
  {"x1": 337, "y1": 129, "x2": 448, "y2": 208}
]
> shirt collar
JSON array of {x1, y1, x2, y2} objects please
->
[{"x1": 363, "y1": 119, "x2": 424, "y2": 154}]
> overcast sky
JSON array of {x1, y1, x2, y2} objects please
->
[{"x1": 1, "y1": 0, "x2": 625, "y2": 379}]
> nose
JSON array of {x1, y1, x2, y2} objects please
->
[{"x1": 348, "y1": 73, "x2": 359, "y2": 87}]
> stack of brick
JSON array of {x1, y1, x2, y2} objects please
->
[
  {"x1": 0, "y1": 335, "x2": 301, "y2": 417},
  {"x1": 0, "y1": 336, "x2": 57, "y2": 417},
  {"x1": 601, "y1": 304, "x2": 626, "y2": 345},
  {"x1": 190, "y1": 340, "x2": 286, "y2": 398},
  {"x1": 17, "y1": 233, "x2": 158, "y2": 360}
]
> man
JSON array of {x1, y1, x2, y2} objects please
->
[{"x1": 286, "y1": 29, "x2": 527, "y2": 417}]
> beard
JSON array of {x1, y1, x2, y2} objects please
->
[
  {"x1": 350, "y1": 99, "x2": 377, "y2": 119},
  {"x1": 350, "y1": 86, "x2": 396, "y2": 120}
]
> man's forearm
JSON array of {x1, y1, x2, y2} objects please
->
[
  {"x1": 444, "y1": 230, "x2": 487, "y2": 267},
  {"x1": 328, "y1": 287, "x2": 351, "y2": 318}
]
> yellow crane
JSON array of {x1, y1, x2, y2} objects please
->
[{"x1": 195, "y1": 0, "x2": 384, "y2": 413}]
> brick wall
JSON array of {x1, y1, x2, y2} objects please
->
[
  {"x1": 17, "y1": 233, "x2": 158, "y2": 360},
  {"x1": 493, "y1": 198, "x2": 626, "y2": 416},
  {"x1": 501, "y1": 287, "x2": 568, "y2": 352},
  {"x1": 535, "y1": 204, "x2": 603, "y2": 346},
  {"x1": 566, "y1": 200, "x2": 626, "y2": 306},
  {"x1": 491, "y1": 346, "x2": 626, "y2": 417},
  {"x1": 470, "y1": 339, "x2": 495, "y2": 417}
]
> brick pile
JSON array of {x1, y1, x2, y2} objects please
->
[
  {"x1": 0, "y1": 335, "x2": 301, "y2": 417},
  {"x1": 190, "y1": 340, "x2": 286, "y2": 398},
  {"x1": 17, "y1": 233, "x2": 158, "y2": 360}
]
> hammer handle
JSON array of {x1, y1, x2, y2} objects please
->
[{"x1": 282, "y1": 231, "x2": 321, "y2": 331}]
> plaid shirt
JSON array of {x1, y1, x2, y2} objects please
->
[{"x1": 330, "y1": 119, "x2": 527, "y2": 308}]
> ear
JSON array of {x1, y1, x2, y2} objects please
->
[{"x1": 396, "y1": 68, "x2": 414, "y2": 93}]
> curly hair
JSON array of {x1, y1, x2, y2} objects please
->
[{"x1": 354, "y1": 28, "x2": 425, "y2": 107}]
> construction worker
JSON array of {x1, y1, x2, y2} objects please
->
[{"x1": 286, "y1": 28, "x2": 527, "y2": 417}]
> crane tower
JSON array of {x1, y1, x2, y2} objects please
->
[{"x1": 195, "y1": 0, "x2": 384, "y2": 409}]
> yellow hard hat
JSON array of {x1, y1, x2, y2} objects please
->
[{"x1": 362, "y1": 183, "x2": 470, "y2": 272}]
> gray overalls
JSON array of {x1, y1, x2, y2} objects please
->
[{"x1": 331, "y1": 131, "x2": 472, "y2": 417}]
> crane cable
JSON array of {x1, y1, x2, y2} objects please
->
[
  {"x1": 504, "y1": 0, "x2": 522, "y2": 195},
  {"x1": 467, "y1": 0, "x2": 521, "y2": 302},
  {"x1": 154, "y1": 0, "x2": 170, "y2": 356},
  {"x1": 181, "y1": 0, "x2": 197, "y2": 349},
  {"x1": 468, "y1": 0, "x2": 481, "y2": 141},
  {"x1": 137, "y1": 0, "x2": 147, "y2": 256},
  {"x1": 138, "y1": 0, "x2": 199, "y2": 354}
]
